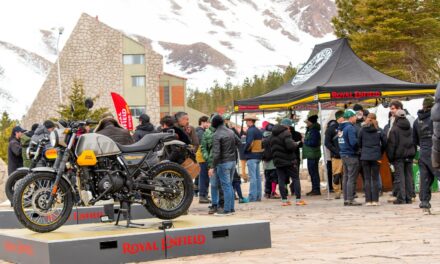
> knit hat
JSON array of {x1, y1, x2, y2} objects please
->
[
  {"x1": 306, "y1": 115, "x2": 319, "y2": 124},
  {"x1": 353, "y1": 104, "x2": 363, "y2": 112},
  {"x1": 211, "y1": 115, "x2": 224, "y2": 128},
  {"x1": 343, "y1": 109, "x2": 356, "y2": 119},
  {"x1": 280, "y1": 118, "x2": 293, "y2": 127},
  {"x1": 222, "y1": 112, "x2": 232, "y2": 120},
  {"x1": 262, "y1": 121, "x2": 270, "y2": 130},
  {"x1": 335, "y1": 110, "x2": 345, "y2": 120},
  {"x1": 31, "y1": 123, "x2": 39, "y2": 132},
  {"x1": 395, "y1": 109, "x2": 406, "y2": 118},
  {"x1": 139, "y1": 114, "x2": 150, "y2": 124},
  {"x1": 423, "y1": 96, "x2": 434, "y2": 109}
]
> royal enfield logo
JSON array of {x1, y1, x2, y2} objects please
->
[
  {"x1": 291, "y1": 48, "x2": 333, "y2": 85},
  {"x1": 122, "y1": 234, "x2": 206, "y2": 254}
]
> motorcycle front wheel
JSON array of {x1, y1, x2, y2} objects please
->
[
  {"x1": 13, "y1": 173, "x2": 74, "y2": 233},
  {"x1": 143, "y1": 162, "x2": 193, "y2": 219}
]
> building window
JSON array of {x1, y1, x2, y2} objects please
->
[
  {"x1": 130, "y1": 106, "x2": 145, "y2": 119},
  {"x1": 163, "y1": 86, "x2": 170, "y2": 105},
  {"x1": 123, "y1": 54, "x2": 144, "y2": 64},
  {"x1": 132, "y1": 76, "x2": 145, "y2": 87}
]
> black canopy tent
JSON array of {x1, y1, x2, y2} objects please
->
[{"x1": 234, "y1": 38, "x2": 436, "y2": 112}]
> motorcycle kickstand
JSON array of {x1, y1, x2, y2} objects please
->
[{"x1": 115, "y1": 201, "x2": 145, "y2": 228}]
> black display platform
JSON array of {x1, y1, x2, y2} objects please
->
[{"x1": 0, "y1": 215, "x2": 271, "y2": 263}]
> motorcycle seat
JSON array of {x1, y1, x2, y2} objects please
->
[{"x1": 116, "y1": 133, "x2": 175, "y2": 153}]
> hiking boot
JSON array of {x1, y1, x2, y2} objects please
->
[
  {"x1": 345, "y1": 200, "x2": 362, "y2": 206},
  {"x1": 270, "y1": 193, "x2": 281, "y2": 199},
  {"x1": 335, "y1": 193, "x2": 341, "y2": 199},
  {"x1": 214, "y1": 209, "x2": 234, "y2": 216},
  {"x1": 239, "y1": 197, "x2": 249, "y2": 204},
  {"x1": 306, "y1": 191, "x2": 321, "y2": 196},
  {"x1": 295, "y1": 200, "x2": 307, "y2": 206},
  {"x1": 419, "y1": 201, "x2": 431, "y2": 209},
  {"x1": 365, "y1": 202, "x2": 373, "y2": 206},
  {"x1": 208, "y1": 206, "x2": 218, "y2": 215},
  {"x1": 199, "y1": 196, "x2": 210, "y2": 204}
]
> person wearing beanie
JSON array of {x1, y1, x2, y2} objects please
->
[
  {"x1": 31, "y1": 120, "x2": 57, "y2": 144},
  {"x1": 386, "y1": 107, "x2": 416, "y2": 205},
  {"x1": 413, "y1": 96, "x2": 439, "y2": 211},
  {"x1": 325, "y1": 110, "x2": 345, "y2": 199},
  {"x1": 262, "y1": 122, "x2": 278, "y2": 199},
  {"x1": 209, "y1": 115, "x2": 241, "y2": 216},
  {"x1": 338, "y1": 109, "x2": 362, "y2": 206},
  {"x1": 133, "y1": 114, "x2": 156, "y2": 142},
  {"x1": 303, "y1": 114, "x2": 322, "y2": 196}
]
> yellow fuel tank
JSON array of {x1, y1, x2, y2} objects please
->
[{"x1": 77, "y1": 150, "x2": 98, "y2": 166}]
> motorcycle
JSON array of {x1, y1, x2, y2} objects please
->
[
  {"x1": 12, "y1": 105, "x2": 193, "y2": 233},
  {"x1": 5, "y1": 137, "x2": 58, "y2": 205}
]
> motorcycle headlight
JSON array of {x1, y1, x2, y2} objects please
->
[{"x1": 50, "y1": 130, "x2": 58, "y2": 147}]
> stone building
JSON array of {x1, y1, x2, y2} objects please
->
[{"x1": 22, "y1": 13, "x2": 205, "y2": 128}]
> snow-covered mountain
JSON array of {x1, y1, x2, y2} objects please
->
[{"x1": 0, "y1": 0, "x2": 337, "y2": 119}]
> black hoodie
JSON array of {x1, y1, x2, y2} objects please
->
[
  {"x1": 359, "y1": 124, "x2": 387, "y2": 161},
  {"x1": 413, "y1": 110, "x2": 433, "y2": 156},
  {"x1": 269, "y1": 125, "x2": 298, "y2": 167},
  {"x1": 133, "y1": 123, "x2": 156, "y2": 142},
  {"x1": 386, "y1": 117, "x2": 416, "y2": 162},
  {"x1": 324, "y1": 120, "x2": 340, "y2": 158}
]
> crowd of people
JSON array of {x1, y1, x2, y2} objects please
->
[{"x1": 7, "y1": 95, "x2": 440, "y2": 216}]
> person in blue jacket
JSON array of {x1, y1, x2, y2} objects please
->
[
  {"x1": 338, "y1": 109, "x2": 362, "y2": 206},
  {"x1": 243, "y1": 114, "x2": 263, "y2": 202}
]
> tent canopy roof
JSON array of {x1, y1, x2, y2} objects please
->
[{"x1": 235, "y1": 38, "x2": 436, "y2": 112}]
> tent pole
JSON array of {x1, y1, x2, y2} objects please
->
[{"x1": 318, "y1": 101, "x2": 331, "y2": 201}]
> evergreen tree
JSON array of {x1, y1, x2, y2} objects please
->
[
  {"x1": 0, "y1": 112, "x2": 16, "y2": 163},
  {"x1": 56, "y1": 80, "x2": 108, "y2": 122},
  {"x1": 332, "y1": 0, "x2": 440, "y2": 83}
]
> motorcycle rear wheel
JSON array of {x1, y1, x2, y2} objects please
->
[
  {"x1": 143, "y1": 162, "x2": 193, "y2": 219},
  {"x1": 13, "y1": 173, "x2": 74, "y2": 233},
  {"x1": 5, "y1": 169, "x2": 29, "y2": 205}
]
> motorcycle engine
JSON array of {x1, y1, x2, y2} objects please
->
[{"x1": 97, "y1": 172, "x2": 125, "y2": 194}]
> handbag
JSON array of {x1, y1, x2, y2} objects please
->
[{"x1": 181, "y1": 158, "x2": 200, "y2": 179}]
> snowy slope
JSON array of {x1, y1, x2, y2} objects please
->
[{"x1": 0, "y1": 0, "x2": 337, "y2": 119}]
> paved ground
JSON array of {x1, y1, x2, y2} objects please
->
[{"x1": 149, "y1": 181, "x2": 440, "y2": 264}]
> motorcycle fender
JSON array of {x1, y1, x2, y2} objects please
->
[
  {"x1": 15, "y1": 167, "x2": 31, "y2": 172},
  {"x1": 30, "y1": 167, "x2": 76, "y2": 193}
]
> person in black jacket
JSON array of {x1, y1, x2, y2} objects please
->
[
  {"x1": 359, "y1": 113, "x2": 387, "y2": 206},
  {"x1": 133, "y1": 114, "x2": 156, "y2": 142},
  {"x1": 95, "y1": 113, "x2": 134, "y2": 145},
  {"x1": 289, "y1": 123, "x2": 303, "y2": 196},
  {"x1": 386, "y1": 110, "x2": 416, "y2": 204},
  {"x1": 270, "y1": 119, "x2": 305, "y2": 206},
  {"x1": 325, "y1": 110, "x2": 345, "y2": 199},
  {"x1": 8, "y1": 126, "x2": 26, "y2": 175},
  {"x1": 413, "y1": 96, "x2": 439, "y2": 210},
  {"x1": 209, "y1": 115, "x2": 241, "y2": 216},
  {"x1": 432, "y1": 82, "x2": 440, "y2": 170}
]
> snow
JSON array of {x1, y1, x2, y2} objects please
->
[{"x1": 0, "y1": 0, "x2": 334, "y2": 120}]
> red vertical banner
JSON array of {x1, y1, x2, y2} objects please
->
[{"x1": 110, "y1": 92, "x2": 134, "y2": 131}]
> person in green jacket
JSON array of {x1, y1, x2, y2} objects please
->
[
  {"x1": 303, "y1": 115, "x2": 322, "y2": 196},
  {"x1": 21, "y1": 124, "x2": 39, "y2": 168}
]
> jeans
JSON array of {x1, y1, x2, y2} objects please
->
[
  {"x1": 198, "y1": 162, "x2": 209, "y2": 197},
  {"x1": 342, "y1": 156, "x2": 359, "y2": 201},
  {"x1": 210, "y1": 171, "x2": 220, "y2": 207},
  {"x1": 362, "y1": 160, "x2": 380, "y2": 202},
  {"x1": 393, "y1": 160, "x2": 413, "y2": 202},
  {"x1": 233, "y1": 168, "x2": 244, "y2": 199},
  {"x1": 247, "y1": 159, "x2": 262, "y2": 201},
  {"x1": 216, "y1": 161, "x2": 236, "y2": 213},
  {"x1": 307, "y1": 158, "x2": 320, "y2": 192},
  {"x1": 276, "y1": 165, "x2": 301, "y2": 200}
]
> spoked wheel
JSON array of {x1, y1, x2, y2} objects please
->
[
  {"x1": 13, "y1": 173, "x2": 73, "y2": 233},
  {"x1": 5, "y1": 169, "x2": 30, "y2": 206},
  {"x1": 144, "y1": 162, "x2": 193, "y2": 219}
]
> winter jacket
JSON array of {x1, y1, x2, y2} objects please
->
[
  {"x1": 358, "y1": 124, "x2": 387, "y2": 161},
  {"x1": 178, "y1": 125, "x2": 199, "y2": 150},
  {"x1": 162, "y1": 126, "x2": 191, "y2": 145},
  {"x1": 303, "y1": 123, "x2": 321, "y2": 159},
  {"x1": 433, "y1": 83, "x2": 440, "y2": 169},
  {"x1": 413, "y1": 110, "x2": 433, "y2": 159},
  {"x1": 133, "y1": 123, "x2": 156, "y2": 142},
  {"x1": 95, "y1": 119, "x2": 134, "y2": 145},
  {"x1": 201, "y1": 127, "x2": 216, "y2": 168},
  {"x1": 195, "y1": 127, "x2": 206, "y2": 163},
  {"x1": 262, "y1": 131, "x2": 275, "y2": 170},
  {"x1": 30, "y1": 125, "x2": 51, "y2": 144},
  {"x1": 269, "y1": 125, "x2": 298, "y2": 168},
  {"x1": 196, "y1": 127, "x2": 205, "y2": 144},
  {"x1": 21, "y1": 131, "x2": 34, "y2": 167},
  {"x1": 8, "y1": 137, "x2": 23, "y2": 175},
  {"x1": 338, "y1": 122, "x2": 358, "y2": 157},
  {"x1": 290, "y1": 127, "x2": 303, "y2": 161},
  {"x1": 212, "y1": 125, "x2": 240, "y2": 168},
  {"x1": 244, "y1": 125, "x2": 263, "y2": 160},
  {"x1": 386, "y1": 117, "x2": 416, "y2": 162},
  {"x1": 324, "y1": 120, "x2": 340, "y2": 159}
]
